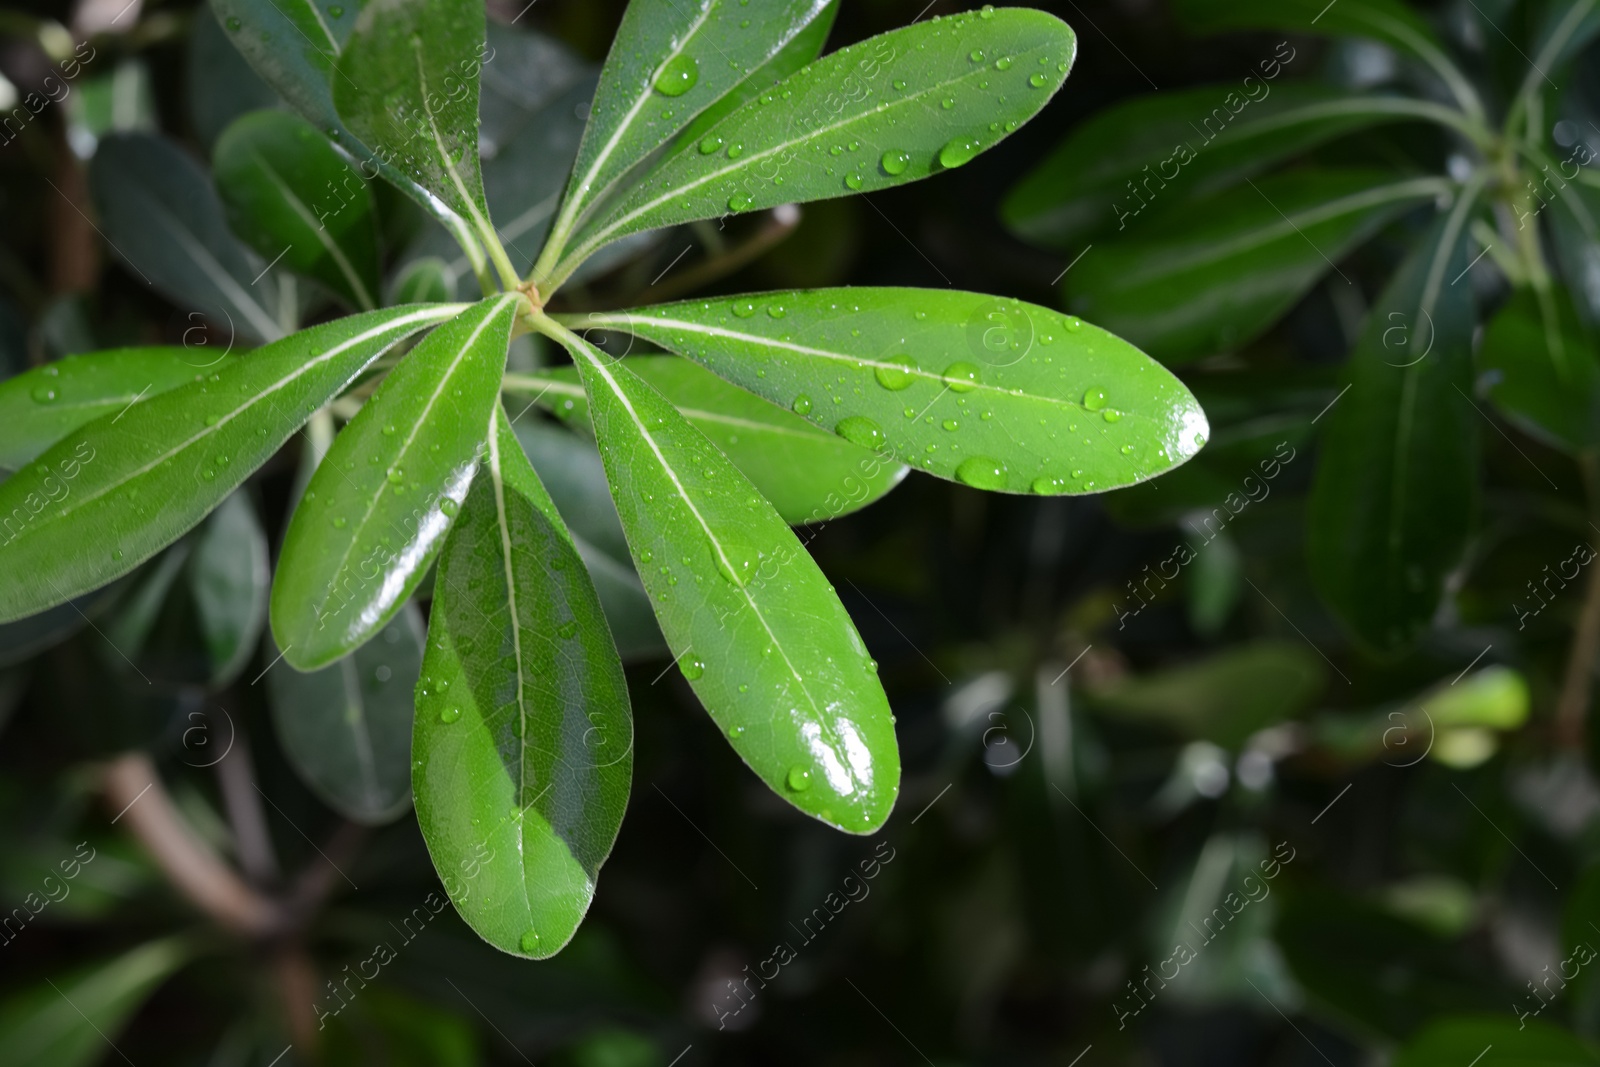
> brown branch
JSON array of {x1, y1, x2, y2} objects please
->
[{"x1": 101, "y1": 753, "x2": 285, "y2": 937}]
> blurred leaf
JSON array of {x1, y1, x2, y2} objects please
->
[
  {"x1": 1004, "y1": 83, "x2": 1451, "y2": 250},
  {"x1": 267, "y1": 602, "x2": 422, "y2": 824},
  {"x1": 89, "y1": 133, "x2": 284, "y2": 344},
  {"x1": 1393, "y1": 1016, "x2": 1600, "y2": 1065},
  {"x1": 550, "y1": 322, "x2": 899, "y2": 833},
  {"x1": 321, "y1": 986, "x2": 482, "y2": 1066},
  {"x1": 1308, "y1": 191, "x2": 1482, "y2": 653},
  {"x1": 0, "y1": 305, "x2": 460, "y2": 624},
  {"x1": 1087, "y1": 641, "x2": 1324, "y2": 749},
  {"x1": 1481, "y1": 286, "x2": 1600, "y2": 452},
  {"x1": 1548, "y1": 159, "x2": 1600, "y2": 326},
  {"x1": 1187, "y1": 528, "x2": 1243, "y2": 637},
  {"x1": 478, "y1": 21, "x2": 590, "y2": 158},
  {"x1": 64, "y1": 60, "x2": 156, "y2": 159},
  {"x1": 272, "y1": 295, "x2": 519, "y2": 670},
  {"x1": 213, "y1": 109, "x2": 381, "y2": 312},
  {"x1": 415, "y1": 408, "x2": 632, "y2": 959},
  {"x1": 542, "y1": 0, "x2": 838, "y2": 269},
  {"x1": 1068, "y1": 170, "x2": 1442, "y2": 364},
  {"x1": 573, "y1": 287, "x2": 1207, "y2": 495},
  {"x1": 186, "y1": 6, "x2": 279, "y2": 149},
  {"x1": 390, "y1": 257, "x2": 457, "y2": 305},
  {"x1": 511, "y1": 421, "x2": 665, "y2": 662},
  {"x1": 1276, "y1": 887, "x2": 1507, "y2": 1041},
  {"x1": 188, "y1": 491, "x2": 268, "y2": 686},
  {"x1": 0, "y1": 348, "x2": 237, "y2": 472},
  {"x1": 517, "y1": 355, "x2": 907, "y2": 524},
  {"x1": 1172, "y1": 0, "x2": 1453, "y2": 66},
  {"x1": 553, "y1": 10, "x2": 1076, "y2": 282},
  {"x1": 0, "y1": 937, "x2": 191, "y2": 1067}
]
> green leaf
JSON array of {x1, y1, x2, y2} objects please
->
[
  {"x1": 273, "y1": 294, "x2": 521, "y2": 670},
  {"x1": 0, "y1": 938, "x2": 192, "y2": 1067},
  {"x1": 1003, "y1": 83, "x2": 1471, "y2": 250},
  {"x1": 207, "y1": 0, "x2": 356, "y2": 133},
  {"x1": 187, "y1": 5, "x2": 280, "y2": 149},
  {"x1": 1481, "y1": 286, "x2": 1600, "y2": 452},
  {"x1": 539, "y1": 0, "x2": 838, "y2": 272},
  {"x1": 89, "y1": 133, "x2": 285, "y2": 344},
  {"x1": 1068, "y1": 170, "x2": 1446, "y2": 364},
  {"x1": 1307, "y1": 185, "x2": 1483, "y2": 653},
  {"x1": 391, "y1": 257, "x2": 457, "y2": 304},
  {"x1": 414, "y1": 406, "x2": 632, "y2": 958},
  {"x1": 1171, "y1": 0, "x2": 1451, "y2": 71},
  {"x1": 1394, "y1": 1018, "x2": 1600, "y2": 1067},
  {"x1": 509, "y1": 356, "x2": 907, "y2": 523},
  {"x1": 189, "y1": 491, "x2": 269, "y2": 686},
  {"x1": 549, "y1": 9, "x2": 1077, "y2": 287},
  {"x1": 540, "y1": 316, "x2": 899, "y2": 832},
  {"x1": 0, "y1": 347, "x2": 239, "y2": 472},
  {"x1": 1087, "y1": 641, "x2": 1324, "y2": 749},
  {"x1": 213, "y1": 109, "x2": 381, "y2": 312},
  {"x1": 570, "y1": 288, "x2": 1208, "y2": 496},
  {"x1": 511, "y1": 421, "x2": 665, "y2": 662},
  {"x1": 1276, "y1": 887, "x2": 1507, "y2": 1041},
  {"x1": 332, "y1": 0, "x2": 502, "y2": 276},
  {"x1": 674, "y1": 0, "x2": 839, "y2": 151},
  {"x1": 1547, "y1": 160, "x2": 1600, "y2": 327},
  {"x1": 268, "y1": 602, "x2": 423, "y2": 823},
  {"x1": 0, "y1": 304, "x2": 461, "y2": 624},
  {"x1": 478, "y1": 22, "x2": 590, "y2": 156}
]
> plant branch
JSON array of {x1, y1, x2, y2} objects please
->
[
  {"x1": 212, "y1": 726, "x2": 281, "y2": 887},
  {"x1": 1556, "y1": 453, "x2": 1600, "y2": 750},
  {"x1": 102, "y1": 752, "x2": 285, "y2": 937}
]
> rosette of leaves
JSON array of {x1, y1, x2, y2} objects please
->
[
  {"x1": 0, "y1": 0, "x2": 1208, "y2": 960},
  {"x1": 1003, "y1": 0, "x2": 1600, "y2": 655}
]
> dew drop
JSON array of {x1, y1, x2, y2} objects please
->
[
  {"x1": 1032, "y1": 475, "x2": 1065, "y2": 494},
  {"x1": 844, "y1": 172, "x2": 864, "y2": 190},
  {"x1": 225, "y1": 15, "x2": 242, "y2": 29},
  {"x1": 1029, "y1": 73, "x2": 1048, "y2": 88},
  {"x1": 727, "y1": 142, "x2": 745, "y2": 159},
  {"x1": 787, "y1": 766, "x2": 812, "y2": 791},
  {"x1": 1066, "y1": 316, "x2": 1083, "y2": 332},
  {"x1": 387, "y1": 468, "x2": 404, "y2": 484},
  {"x1": 727, "y1": 192, "x2": 753, "y2": 212},
  {"x1": 438, "y1": 705, "x2": 461, "y2": 724},
  {"x1": 654, "y1": 54, "x2": 699, "y2": 97},
  {"x1": 834, "y1": 415, "x2": 885, "y2": 450},
  {"x1": 679, "y1": 653, "x2": 705, "y2": 681},
  {"x1": 732, "y1": 299, "x2": 757, "y2": 318},
  {"x1": 994, "y1": 57, "x2": 1012, "y2": 70},
  {"x1": 766, "y1": 304, "x2": 787, "y2": 319},
  {"x1": 1103, "y1": 409, "x2": 1123, "y2": 423},
  {"x1": 1082, "y1": 388, "x2": 1107, "y2": 411},
  {"x1": 440, "y1": 499, "x2": 459, "y2": 517},
  {"x1": 880, "y1": 149, "x2": 910, "y2": 175},
  {"x1": 874, "y1": 354, "x2": 917, "y2": 391},
  {"x1": 942, "y1": 362, "x2": 981, "y2": 392},
  {"x1": 955, "y1": 455, "x2": 1007, "y2": 489},
  {"x1": 941, "y1": 96, "x2": 956, "y2": 110},
  {"x1": 698, "y1": 133, "x2": 724, "y2": 155},
  {"x1": 519, "y1": 930, "x2": 541, "y2": 953},
  {"x1": 969, "y1": 49, "x2": 985, "y2": 63},
  {"x1": 382, "y1": 423, "x2": 396, "y2": 436},
  {"x1": 332, "y1": 517, "x2": 347, "y2": 529},
  {"x1": 792, "y1": 394, "x2": 813, "y2": 416},
  {"x1": 938, "y1": 137, "x2": 981, "y2": 169},
  {"x1": 30, "y1": 386, "x2": 57, "y2": 404}
]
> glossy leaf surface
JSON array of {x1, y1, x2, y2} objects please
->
[
  {"x1": 0, "y1": 305, "x2": 460, "y2": 623},
  {"x1": 213, "y1": 109, "x2": 381, "y2": 311},
  {"x1": 1308, "y1": 193, "x2": 1481, "y2": 653},
  {"x1": 572, "y1": 288, "x2": 1208, "y2": 496},
  {"x1": 187, "y1": 6, "x2": 279, "y2": 149},
  {"x1": 1481, "y1": 286, "x2": 1600, "y2": 452},
  {"x1": 332, "y1": 0, "x2": 496, "y2": 258},
  {"x1": 513, "y1": 356, "x2": 907, "y2": 523},
  {"x1": 0, "y1": 938, "x2": 191, "y2": 1067},
  {"x1": 543, "y1": 0, "x2": 833, "y2": 265},
  {"x1": 546, "y1": 319, "x2": 898, "y2": 832},
  {"x1": 268, "y1": 602, "x2": 423, "y2": 823},
  {"x1": 90, "y1": 133, "x2": 284, "y2": 343},
  {"x1": 189, "y1": 490, "x2": 269, "y2": 685},
  {"x1": 415, "y1": 407, "x2": 632, "y2": 958},
  {"x1": 1003, "y1": 83, "x2": 1454, "y2": 250},
  {"x1": 0, "y1": 348, "x2": 237, "y2": 471},
  {"x1": 556, "y1": 9, "x2": 1076, "y2": 281},
  {"x1": 273, "y1": 294, "x2": 520, "y2": 670},
  {"x1": 512, "y1": 421, "x2": 664, "y2": 661},
  {"x1": 1068, "y1": 170, "x2": 1444, "y2": 364}
]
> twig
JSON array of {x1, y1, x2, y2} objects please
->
[
  {"x1": 101, "y1": 753, "x2": 284, "y2": 937},
  {"x1": 1556, "y1": 454, "x2": 1600, "y2": 748},
  {"x1": 213, "y1": 725, "x2": 281, "y2": 887}
]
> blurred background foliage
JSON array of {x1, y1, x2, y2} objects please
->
[{"x1": 0, "y1": 0, "x2": 1598, "y2": 1064}]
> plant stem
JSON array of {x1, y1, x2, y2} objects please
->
[
  {"x1": 102, "y1": 752, "x2": 284, "y2": 937},
  {"x1": 1556, "y1": 453, "x2": 1600, "y2": 750}
]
